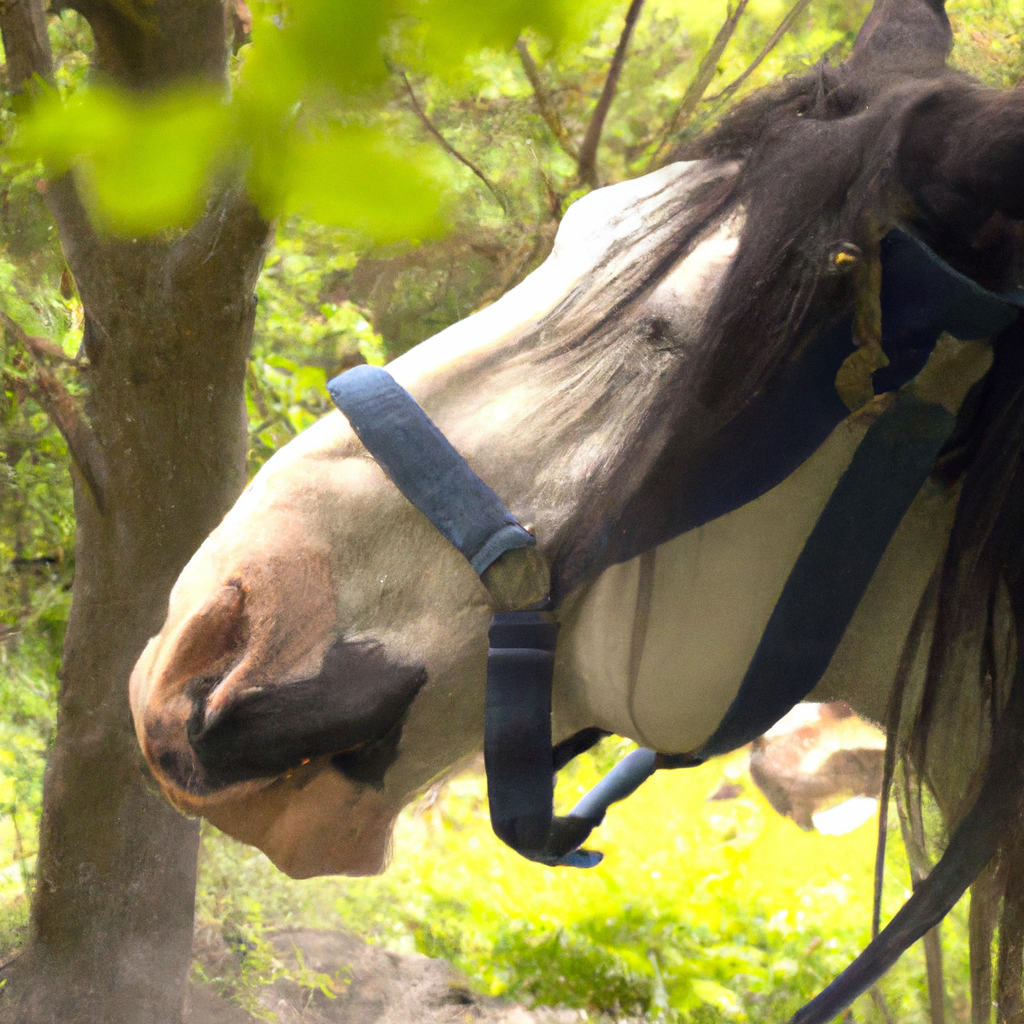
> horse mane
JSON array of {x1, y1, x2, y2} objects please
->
[
  {"x1": 481, "y1": 1, "x2": 1024, "y2": 1011},
  {"x1": 654, "y1": 5, "x2": 1024, "y2": 1016},
  {"x1": 534, "y1": 59, "x2": 1016, "y2": 587}
]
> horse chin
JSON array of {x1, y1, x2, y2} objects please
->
[{"x1": 166, "y1": 757, "x2": 401, "y2": 878}]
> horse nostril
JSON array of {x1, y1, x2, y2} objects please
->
[
  {"x1": 184, "y1": 637, "x2": 427, "y2": 789},
  {"x1": 153, "y1": 744, "x2": 208, "y2": 795},
  {"x1": 185, "y1": 675, "x2": 222, "y2": 737}
]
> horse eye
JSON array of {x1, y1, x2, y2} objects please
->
[
  {"x1": 828, "y1": 242, "x2": 863, "y2": 272},
  {"x1": 646, "y1": 316, "x2": 675, "y2": 349}
]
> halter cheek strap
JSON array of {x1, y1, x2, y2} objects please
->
[{"x1": 329, "y1": 365, "x2": 621, "y2": 866}]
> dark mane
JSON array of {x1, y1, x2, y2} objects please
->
[
  {"x1": 542, "y1": 2, "x2": 1024, "y2": 1014},
  {"x1": 660, "y1": 3, "x2": 1024, "y2": 1016},
  {"x1": 677, "y1": 65, "x2": 1024, "y2": 415},
  {"x1": 538, "y1": 1, "x2": 1024, "y2": 600}
]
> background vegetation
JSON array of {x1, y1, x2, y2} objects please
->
[
  {"x1": 191, "y1": 746, "x2": 973, "y2": 1023},
  {"x1": 0, "y1": 0, "x2": 1021, "y2": 1019}
]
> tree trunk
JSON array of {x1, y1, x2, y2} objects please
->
[{"x1": 0, "y1": 2, "x2": 270, "y2": 1021}]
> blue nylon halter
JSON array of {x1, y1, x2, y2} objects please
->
[
  {"x1": 329, "y1": 365, "x2": 612, "y2": 866},
  {"x1": 327, "y1": 367, "x2": 536, "y2": 574},
  {"x1": 328, "y1": 228, "x2": 1024, "y2": 871}
]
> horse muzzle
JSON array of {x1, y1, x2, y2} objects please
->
[
  {"x1": 182, "y1": 635, "x2": 427, "y2": 791},
  {"x1": 130, "y1": 582, "x2": 428, "y2": 801}
]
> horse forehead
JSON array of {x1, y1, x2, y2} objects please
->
[
  {"x1": 644, "y1": 208, "x2": 745, "y2": 333},
  {"x1": 202, "y1": 445, "x2": 383, "y2": 569},
  {"x1": 388, "y1": 158, "x2": 740, "y2": 386},
  {"x1": 230, "y1": 418, "x2": 367, "y2": 517}
]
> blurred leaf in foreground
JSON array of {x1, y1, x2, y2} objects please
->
[
  {"x1": 13, "y1": 0, "x2": 610, "y2": 238},
  {"x1": 21, "y1": 87, "x2": 231, "y2": 234}
]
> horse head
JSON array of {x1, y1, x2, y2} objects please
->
[
  {"x1": 130, "y1": 157, "x2": 747, "y2": 877},
  {"x1": 130, "y1": 0, "x2": 1024, "y2": 884}
]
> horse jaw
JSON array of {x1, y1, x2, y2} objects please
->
[{"x1": 130, "y1": 420, "x2": 494, "y2": 877}]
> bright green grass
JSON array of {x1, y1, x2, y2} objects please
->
[{"x1": 196, "y1": 745, "x2": 973, "y2": 1022}]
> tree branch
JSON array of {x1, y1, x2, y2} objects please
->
[
  {"x1": 704, "y1": 0, "x2": 814, "y2": 104},
  {"x1": 576, "y1": 0, "x2": 645, "y2": 187},
  {"x1": 68, "y1": 0, "x2": 226, "y2": 90},
  {"x1": 515, "y1": 38, "x2": 579, "y2": 161},
  {"x1": 647, "y1": 0, "x2": 751, "y2": 168},
  {"x1": 869, "y1": 987, "x2": 896, "y2": 1024},
  {"x1": 71, "y1": 0, "x2": 159, "y2": 37},
  {"x1": 399, "y1": 72, "x2": 508, "y2": 214},
  {"x1": 0, "y1": 0, "x2": 103, "y2": 296},
  {"x1": 165, "y1": 187, "x2": 271, "y2": 298},
  {"x1": 0, "y1": 313, "x2": 106, "y2": 511},
  {"x1": 0, "y1": 0, "x2": 54, "y2": 92},
  {"x1": 41, "y1": 180, "x2": 106, "y2": 304}
]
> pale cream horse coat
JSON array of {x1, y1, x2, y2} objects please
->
[{"x1": 130, "y1": 160, "x2": 988, "y2": 878}]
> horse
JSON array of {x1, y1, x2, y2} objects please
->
[{"x1": 129, "y1": 0, "x2": 1024, "y2": 1019}]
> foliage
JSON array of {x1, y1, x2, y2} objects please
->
[
  {"x1": 0, "y1": 69, "x2": 82, "y2": 930},
  {"x1": 245, "y1": 218, "x2": 389, "y2": 472},
  {"x1": 191, "y1": 747, "x2": 972, "y2": 1022},
  {"x1": 948, "y1": 0, "x2": 1024, "y2": 87},
  {"x1": 15, "y1": 0, "x2": 611, "y2": 237}
]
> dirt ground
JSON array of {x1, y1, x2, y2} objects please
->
[{"x1": 185, "y1": 928, "x2": 641, "y2": 1024}]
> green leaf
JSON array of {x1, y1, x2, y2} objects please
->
[
  {"x1": 692, "y1": 978, "x2": 745, "y2": 1018},
  {"x1": 22, "y1": 86, "x2": 231, "y2": 233},
  {"x1": 264, "y1": 354, "x2": 299, "y2": 371},
  {"x1": 292, "y1": 366, "x2": 327, "y2": 392},
  {"x1": 281, "y1": 127, "x2": 447, "y2": 240}
]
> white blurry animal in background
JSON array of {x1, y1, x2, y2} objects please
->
[{"x1": 746, "y1": 702, "x2": 884, "y2": 835}]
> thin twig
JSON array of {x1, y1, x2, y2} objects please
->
[
  {"x1": 576, "y1": 0, "x2": 646, "y2": 187},
  {"x1": 0, "y1": 0, "x2": 101, "y2": 292},
  {"x1": 0, "y1": 312, "x2": 105, "y2": 510},
  {"x1": 10, "y1": 808, "x2": 32, "y2": 904},
  {"x1": 647, "y1": 0, "x2": 751, "y2": 169},
  {"x1": 515, "y1": 38, "x2": 579, "y2": 161},
  {"x1": 704, "y1": 0, "x2": 814, "y2": 104},
  {"x1": 399, "y1": 72, "x2": 508, "y2": 213},
  {"x1": 17, "y1": 327, "x2": 78, "y2": 364},
  {"x1": 869, "y1": 987, "x2": 896, "y2": 1024},
  {"x1": 246, "y1": 361, "x2": 271, "y2": 423}
]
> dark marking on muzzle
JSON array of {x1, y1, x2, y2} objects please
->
[
  {"x1": 331, "y1": 709, "x2": 409, "y2": 790},
  {"x1": 186, "y1": 635, "x2": 427, "y2": 790}
]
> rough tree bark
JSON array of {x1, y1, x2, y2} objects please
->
[{"x1": 0, "y1": 2, "x2": 270, "y2": 1021}]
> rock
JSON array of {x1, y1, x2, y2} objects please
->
[
  {"x1": 184, "y1": 927, "x2": 631, "y2": 1024},
  {"x1": 262, "y1": 928, "x2": 486, "y2": 1024}
]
